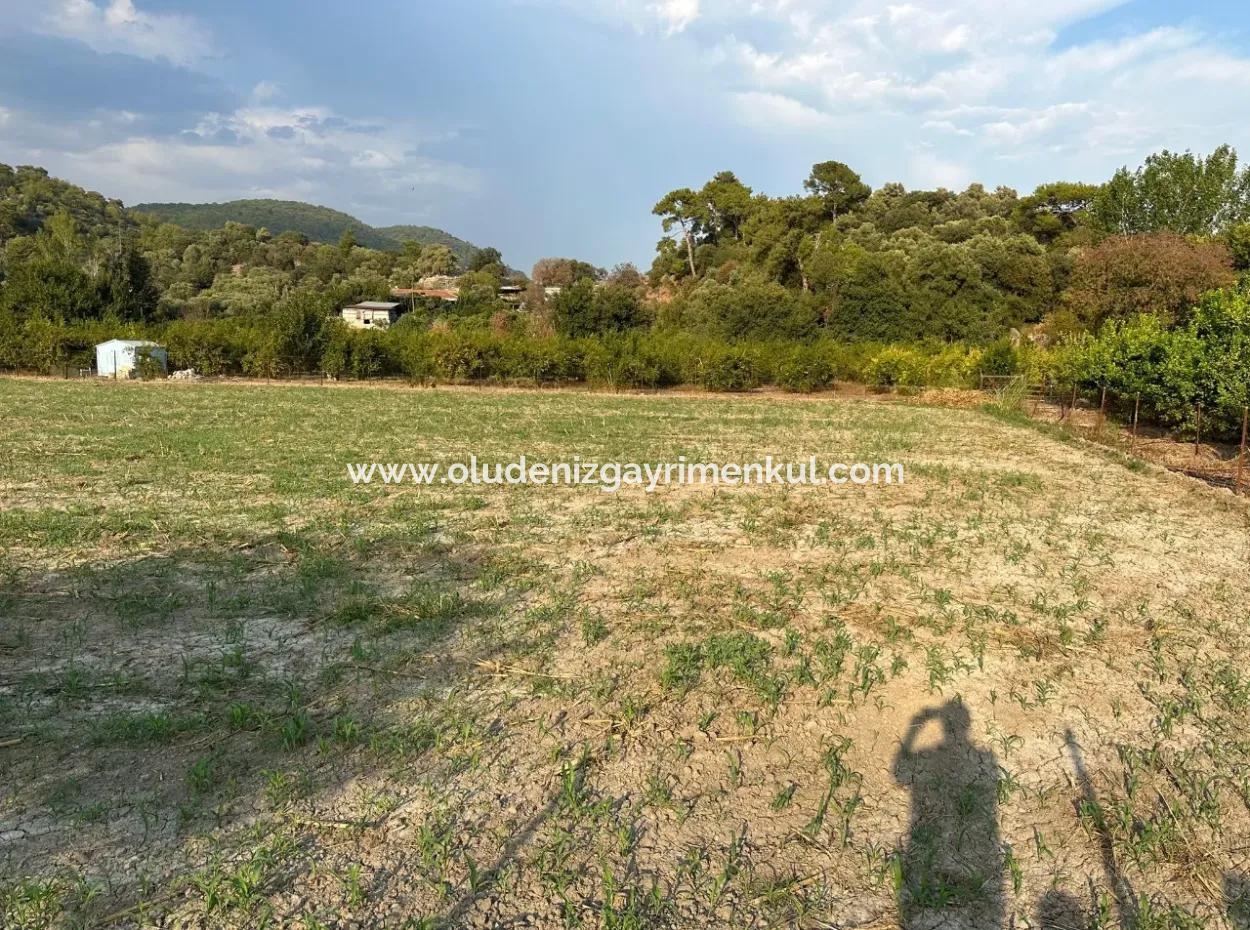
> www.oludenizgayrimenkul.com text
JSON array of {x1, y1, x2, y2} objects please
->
[{"x1": 346, "y1": 456, "x2": 904, "y2": 493}]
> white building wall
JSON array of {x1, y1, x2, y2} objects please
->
[{"x1": 95, "y1": 342, "x2": 168, "y2": 378}]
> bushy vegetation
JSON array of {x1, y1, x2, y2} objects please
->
[
  {"x1": 4, "y1": 148, "x2": 1250, "y2": 436},
  {"x1": 0, "y1": 312, "x2": 1008, "y2": 394},
  {"x1": 1057, "y1": 284, "x2": 1250, "y2": 437},
  {"x1": 647, "y1": 149, "x2": 1249, "y2": 343},
  {"x1": 1, "y1": 165, "x2": 495, "y2": 328}
]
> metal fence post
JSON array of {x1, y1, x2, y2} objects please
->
[
  {"x1": 1097, "y1": 385, "x2": 1107, "y2": 431},
  {"x1": 1194, "y1": 405, "x2": 1202, "y2": 458},
  {"x1": 1130, "y1": 393, "x2": 1141, "y2": 455},
  {"x1": 1238, "y1": 406, "x2": 1248, "y2": 494}
]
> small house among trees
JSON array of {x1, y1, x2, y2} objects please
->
[{"x1": 340, "y1": 301, "x2": 403, "y2": 330}]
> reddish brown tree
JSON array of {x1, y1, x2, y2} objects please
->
[
  {"x1": 531, "y1": 257, "x2": 601, "y2": 288},
  {"x1": 1063, "y1": 233, "x2": 1235, "y2": 329}
]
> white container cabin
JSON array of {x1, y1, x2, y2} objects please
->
[{"x1": 95, "y1": 339, "x2": 168, "y2": 378}]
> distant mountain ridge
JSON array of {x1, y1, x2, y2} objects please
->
[{"x1": 130, "y1": 198, "x2": 479, "y2": 263}]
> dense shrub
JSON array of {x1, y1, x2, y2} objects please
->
[
  {"x1": 0, "y1": 316, "x2": 130, "y2": 373},
  {"x1": 926, "y1": 344, "x2": 984, "y2": 387},
  {"x1": 426, "y1": 330, "x2": 501, "y2": 382},
  {"x1": 494, "y1": 336, "x2": 581, "y2": 383},
  {"x1": 863, "y1": 346, "x2": 928, "y2": 388},
  {"x1": 1063, "y1": 234, "x2": 1235, "y2": 329},
  {"x1": 581, "y1": 333, "x2": 679, "y2": 389},
  {"x1": 661, "y1": 278, "x2": 821, "y2": 341},
  {"x1": 861, "y1": 343, "x2": 984, "y2": 389},
  {"x1": 242, "y1": 292, "x2": 336, "y2": 378},
  {"x1": 775, "y1": 344, "x2": 836, "y2": 392},
  {"x1": 1061, "y1": 285, "x2": 1250, "y2": 436},
  {"x1": 322, "y1": 324, "x2": 396, "y2": 379},
  {"x1": 552, "y1": 280, "x2": 647, "y2": 338},
  {"x1": 976, "y1": 338, "x2": 1020, "y2": 377},
  {"x1": 690, "y1": 343, "x2": 763, "y2": 392},
  {"x1": 163, "y1": 319, "x2": 261, "y2": 374}
]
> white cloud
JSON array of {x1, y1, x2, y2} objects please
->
[
  {"x1": 1045, "y1": 26, "x2": 1195, "y2": 77},
  {"x1": 13, "y1": 0, "x2": 213, "y2": 66},
  {"x1": 910, "y1": 150, "x2": 973, "y2": 189},
  {"x1": 650, "y1": 0, "x2": 699, "y2": 33},
  {"x1": 250, "y1": 80, "x2": 282, "y2": 102},
  {"x1": 2, "y1": 101, "x2": 480, "y2": 217},
  {"x1": 729, "y1": 90, "x2": 834, "y2": 131},
  {"x1": 565, "y1": 0, "x2": 1250, "y2": 188}
]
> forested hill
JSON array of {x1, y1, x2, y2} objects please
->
[
  {"x1": 130, "y1": 199, "x2": 479, "y2": 263},
  {"x1": 373, "y1": 224, "x2": 479, "y2": 264},
  {"x1": 0, "y1": 164, "x2": 133, "y2": 242}
]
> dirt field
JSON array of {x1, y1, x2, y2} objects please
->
[{"x1": 2, "y1": 378, "x2": 1250, "y2": 929}]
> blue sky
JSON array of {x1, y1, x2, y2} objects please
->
[{"x1": 2, "y1": 1, "x2": 1250, "y2": 270}]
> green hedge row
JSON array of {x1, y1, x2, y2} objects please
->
[
  {"x1": 9, "y1": 292, "x2": 1247, "y2": 440},
  {"x1": 0, "y1": 311, "x2": 1022, "y2": 393}
]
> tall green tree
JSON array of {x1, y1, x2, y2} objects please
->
[
  {"x1": 904, "y1": 241, "x2": 996, "y2": 341},
  {"x1": 457, "y1": 268, "x2": 502, "y2": 309},
  {"x1": 1093, "y1": 145, "x2": 1250, "y2": 235},
  {"x1": 98, "y1": 241, "x2": 159, "y2": 321},
  {"x1": 551, "y1": 280, "x2": 645, "y2": 337},
  {"x1": 803, "y1": 161, "x2": 871, "y2": 221},
  {"x1": 1013, "y1": 182, "x2": 1099, "y2": 244},
  {"x1": 468, "y1": 246, "x2": 503, "y2": 272},
  {"x1": 0, "y1": 255, "x2": 98, "y2": 321},
  {"x1": 699, "y1": 171, "x2": 754, "y2": 242},
  {"x1": 416, "y1": 244, "x2": 458, "y2": 277},
  {"x1": 653, "y1": 188, "x2": 707, "y2": 277},
  {"x1": 741, "y1": 197, "x2": 824, "y2": 289}
]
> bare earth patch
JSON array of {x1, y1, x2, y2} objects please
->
[{"x1": 2, "y1": 378, "x2": 1249, "y2": 929}]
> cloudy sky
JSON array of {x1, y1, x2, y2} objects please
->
[{"x1": 2, "y1": 1, "x2": 1249, "y2": 268}]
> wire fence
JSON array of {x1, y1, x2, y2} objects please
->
[{"x1": 981, "y1": 375, "x2": 1250, "y2": 495}]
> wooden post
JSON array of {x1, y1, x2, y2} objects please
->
[
  {"x1": 1069, "y1": 385, "x2": 1078, "y2": 424},
  {"x1": 1193, "y1": 405, "x2": 1202, "y2": 458},
  {"x1": 1097, "y1": 385, "x2": 1107, "y2": 431},
  {"x1": 1238, "y1": 406, "x2": 1248, "y2": 494},
  {"x1": 1130, "y1": 393, "x2": 1141, "y2": 455}
]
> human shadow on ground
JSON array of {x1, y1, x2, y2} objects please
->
[
  {"x1": 892, "y1": 699, "x2": 1004, "y2": 928},
  {"x1": 1064, "y1": 727, "x2": 1138, "y2": 927},
  {"x1": 1227, "y1": 872, "x2": 1250, "y2": 929},
  {"x1": 1036, "y1": 889, "x2": 1088, "y2": 929}
]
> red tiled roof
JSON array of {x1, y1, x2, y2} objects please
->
[{"x1": 393, "y1": 287, "x2": 458, "y2": 300}]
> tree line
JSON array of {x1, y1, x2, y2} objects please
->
[
  {"x1": 647, "y1": 147, "x2": 1248, "y2": 343},
  {"x1": 2, "y1": 149, "x2": 1250, "y2": 436}
]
